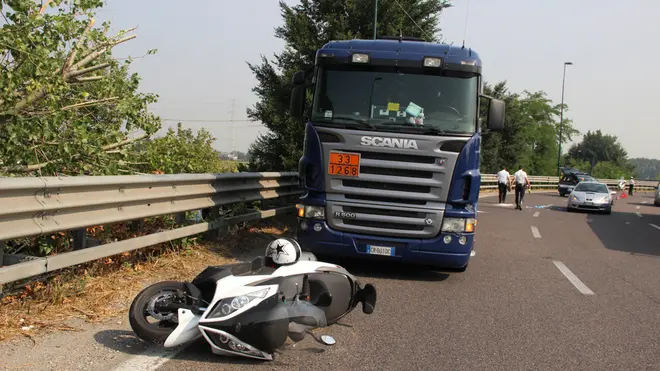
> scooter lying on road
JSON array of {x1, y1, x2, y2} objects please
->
[{"x1": 128, "y1": 237, "x2": 377, "y2": 361}]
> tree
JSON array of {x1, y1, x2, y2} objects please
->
[
  {"x1": 479, "y1": 82, "x2": 579, "y2": 175},
  {"x1": 245, "y1": 0, "x2": 452, "y2": 171},
  {"x1": 564, "y1": 129, "x2": 631, "y2": 174},
  {"x1": 0, "y1": 0, "x2": 160, "y2": 176},
  {"x1": 628, "y1": 158, "x2": 660, "y2": 180},
  {"x1": 137, "y1": 123, "x2": 228, "y2": 174}
]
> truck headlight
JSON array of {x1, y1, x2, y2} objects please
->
[
  {"x1": 351, "y1": 53, "x2": 370, "y2": 63},
  {"x1": 423, "y1": 57, "x2": 442, "y2": 67},
  {"x1": 441, "y1": 218, "x2": 476, "y2": 233},
  {"x1": 296, "y1": 204, "x2": 325, "y2": 219}
]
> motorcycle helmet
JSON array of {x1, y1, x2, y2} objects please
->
[{"x1": 264, "y1": 237, "x2": 302, "y2": 266}]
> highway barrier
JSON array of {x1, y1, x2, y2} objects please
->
[{"x1": 1, "y1": 172, "x2": 657, "y2": 286}]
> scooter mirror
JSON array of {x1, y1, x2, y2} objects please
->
[{"x1": 320, "y1": 335, "x2": 336, "y2": 346}]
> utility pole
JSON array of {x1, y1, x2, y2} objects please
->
[
  {"x1": 373, "y1": 0, "x2": 378, "y2": 39},
  {"x1": 556, "y1": 61, "x2": 573, "y2": 176},
  {"x1": 230, "y1": 97, "x2": 236, "y2": 158}
]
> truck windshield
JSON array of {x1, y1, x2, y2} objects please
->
[{"x1": 311, "y1": 65, "x2": 479, "y2": 135}]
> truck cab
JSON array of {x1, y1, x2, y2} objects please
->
[{"x1": 289, "y1": 37, "x2": 505, "y2": 272}]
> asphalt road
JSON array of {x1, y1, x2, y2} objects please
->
[
  {"x1": 2, "y1": 191, "x2": 659, "y2": 371},
  {"x1": 154, "y1": 192, "x2": 660, "y2": 371}
]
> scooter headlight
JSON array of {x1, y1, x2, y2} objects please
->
[{"x1": 208, "y1": 287, "x2": 271, "y2": 319}]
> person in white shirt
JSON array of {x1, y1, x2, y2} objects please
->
[
  {"x1": 513, "y1": 165, "x2": 531, "y2": 210},
  {"x1": 628, "y1": 176, "x2": 635, "y2": 196},
  {"x1": 617, "y1": 177, "x2": 626, "y2": 199},
  {"x1": 496, "y1": 167, "x2": 510, "y2": 203}
]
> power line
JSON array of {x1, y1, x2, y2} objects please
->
[
  {"x1": 230, "y1": 97, "x2": 236, "y2": 154},
  {"x1": 392, "y1": 0, "x2": 435, "y2": 41},
  {"x1": 160, "y1": 118, "x2": 254, "y2": 123}
]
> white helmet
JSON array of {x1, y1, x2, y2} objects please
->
[{"x1": 265, "y1": 238, "x2": 302, "y2": 266}]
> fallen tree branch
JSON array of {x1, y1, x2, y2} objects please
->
[
  {"x1": 0, "y1": 133, "x2": 149, "y2": 173},
  {"x1": 1, "y1": 24, "x2": 138, "y2": 125},
  {"x1": 64, "y1": 62, "x2": 111, "y2": 79},
  {"x1": 39, "y1": 0, "x2": 53, "y2": 15},
  {"x1": 61, "y1": 96, "x2": 118, "y2": 111},
  {"x1": 101, "y1": 133, "x2": 148, "y2": 151},
  {"x1": 63, "y1": 18, "x2": 96, "y2": 73},
  {"x1": 69, "y1": 35, "x2": 135, "y2": 72},
  {"x1": 71, "y1": 76, "x2": 103, "y2": 83}
]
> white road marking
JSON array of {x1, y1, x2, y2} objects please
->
[
  {"x1": 642, "y1": 201, "x2": 648, "y2": 204},
  {"x1": 533, "y1": 211, "x2": 540, "y2": 217},
  {"x1": 112, "y1": 345, "x2": 184, "y2": 371},
  {"x1": 636, "y1": 212, "x2": 643, "y2": 218},
  {"x1": 650, "y1": 223, "x2": 660, "y2": 231},
  {"x1": 531, "y1": 226, "x2": 542, "y2": 238},
  {"x1": 552, "y1": 261, "x2": 595, "y2": 295},
  {"x1": 636, "y1": 206, "x2": 641, "y2": 209},
  {"x1": 625, "y1": 221, "x2": 631, "y2": 225}
]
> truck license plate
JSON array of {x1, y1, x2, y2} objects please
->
[
  {"x1": 366, "y1": 245, "x2": 394, "y2": 256},
  {"x1": 328, "y1": 151, "x2": 361, "y2": 177}
]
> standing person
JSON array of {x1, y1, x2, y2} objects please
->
[
  {"x1": 617, "y1": 176, "x2": 626, "y2": 199},
  {"x1": 496, "y1": 167, "x2": 510, "y2": 203},
  {"x1": 628, "y1": 176, "x2": 635, "y2": 196},
  {"x1": 513, "y1": 165, "x2": 530, "y2": 210}
]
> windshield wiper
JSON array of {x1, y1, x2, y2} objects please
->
[
  {"x1": 321, "y1": 116, "x2": 377, "y2": 129},
  {"x1": 384, "y1": 123, "x2": 473, "y2": 136}
]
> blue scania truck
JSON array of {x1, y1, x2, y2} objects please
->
[{"x1": 288, "y1": 36, "x2": 505, "y2": 272}]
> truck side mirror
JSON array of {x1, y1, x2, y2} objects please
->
[
  {"x1": 290, "y1": 85, "x2": 305, "y2": 119},
  {"x1": 290, "y1": 70, "x2": 307, "y2": 119},
  {"x1": 292, "y1": 70, "x2": 305, "y2": 85},
  {"x1": 487, "y1": 98, "x2": 505, "y2": 132}
]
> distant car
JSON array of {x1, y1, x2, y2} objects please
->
[
  {"x1": 567, "y1": 181, "x2": 613, "y2": 214},
  {"x1": 558, "y1": 169, "x2": 595, "y2": 197},
  {"x1": 654, "y1": 182, "x2": 660, "y2": 206}
]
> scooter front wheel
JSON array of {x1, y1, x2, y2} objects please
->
[{"x1": 129, "y1": 281, "x2": 189, "y2": 345}]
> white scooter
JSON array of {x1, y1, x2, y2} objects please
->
[{"x1": 128, "y1": 237, "x2": 377, "y2": 361}]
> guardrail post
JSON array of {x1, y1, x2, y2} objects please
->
[
  {"x1": 0, "y1": 241, "x2": 4, "y2": 296},
  {"x1": 201, "y1": 206, "x2": 225, "y2": 241},
  {"x1": 72, "y1": 228, "x2": 87, "y2": 250},
  {"x1": 128, "y1": 219, "x2": 144, "y2": 233},
  {"x1": 175, "y1": 212, "x2": 187, "y2": 226}
]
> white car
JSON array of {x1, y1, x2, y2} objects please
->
[
  {"x1": 567, "y1": 181, "x2": 613, "y2": 214},
  {"x1": 654, "y1": 182, "x2": 660, "y2": 206}
]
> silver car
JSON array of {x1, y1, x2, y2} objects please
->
[
  {"x1": 654, "y1": 182, "x2": 660, "y2": 206},
  {"x1": 567, "y1": 181, "x2": 613, "y2": 214}
]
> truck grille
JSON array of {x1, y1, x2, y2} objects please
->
[
  {"x1": 326, "y1": 202, "x2": 442, "y2": 238},
  {"x1": 320, "y1": 129, "x2": 465, "y2": 238},
  {"x1": 331, "y1": 148, "x2": 446, "y2": 209},
  {"x1": 342, "y1": 179, "x2": 431, "y2": 194}
]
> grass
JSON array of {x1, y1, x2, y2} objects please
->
[{"x1": 0, "y1": 216, "x2": 296, "y2": 343}]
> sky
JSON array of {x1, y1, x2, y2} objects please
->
[{"x1": 94, "y1": 0, "x2": 659, "y2": 159}]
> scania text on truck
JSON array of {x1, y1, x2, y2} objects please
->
[{"x1": 289, "y1": 36, "x2": 506, "y2": 272}]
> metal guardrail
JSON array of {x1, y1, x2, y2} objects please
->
[
  {"x1": 480, "y1": 175, "x2": 658, "y2": 191},
  {"x1": 0, "y1": 172, "x2": 657, "y2": 287},
  {"x1": 0, "y1": 172, "x2": 301, "y2": 286}
]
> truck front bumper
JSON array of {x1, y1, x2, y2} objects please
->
[{"x1": 295, "y1": 219, "x2": 474, "y2": 270}]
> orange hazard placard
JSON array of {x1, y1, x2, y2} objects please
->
[{"x1": 328, "y1": 151, "x2": 361, "y2": 177}]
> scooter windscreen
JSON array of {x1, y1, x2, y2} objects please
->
[{"x1": 199, "y1": 294, "x2": 329, "y2": 358}]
